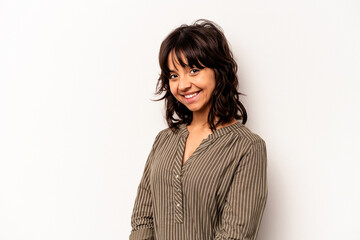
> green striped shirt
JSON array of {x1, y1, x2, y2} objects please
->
[{"x1": 130, "y1": 121, "x2": 267, "y2": 240}]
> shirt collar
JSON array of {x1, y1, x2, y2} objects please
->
[{"x1": 178, "y1": 120, "x2": 243, "y2": 140}]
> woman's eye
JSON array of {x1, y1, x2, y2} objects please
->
[
  {"x1": 190, "y1": 69, "x2": 199, "y2": 74},
  {"x1": 169, "y1": 74, "x2": 177, "y2": 79}
]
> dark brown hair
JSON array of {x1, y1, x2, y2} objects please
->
[{"x1": 153, "y1": 19, "x2": 247, "y2": 133}]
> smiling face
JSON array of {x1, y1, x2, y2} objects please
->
[{"x1": 168, "y1": 50, "x2": 216, "y2": 116}]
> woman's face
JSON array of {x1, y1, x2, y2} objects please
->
[{"x1": 168, "y1": 51, "x2": 216, "y2": 116}]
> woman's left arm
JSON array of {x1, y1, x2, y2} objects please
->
[{"x1": 214, "y1": 140, "x2": 268, "y2": 240}]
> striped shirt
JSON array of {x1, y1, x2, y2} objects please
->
[{"x1": 129, "y1": 120, "x2": 268, "y2": 240}]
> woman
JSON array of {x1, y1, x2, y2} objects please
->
[{"x1": 129, "y1": 19, "x2": 267, "y2": 240}]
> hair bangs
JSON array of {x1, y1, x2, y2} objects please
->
[{"x1": 171, "y1": 37, "x2": 207, "y2": 70}]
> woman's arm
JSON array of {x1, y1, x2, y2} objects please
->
[
  {"x1": 214, "y1": 140, "x2": 268, "y2": 240},
  {"x1": 129, "y1": 132, "x2": 161, "y2": 240}
]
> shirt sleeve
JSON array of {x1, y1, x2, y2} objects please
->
[
  {"x1": 129, "y1": 132, "x2": 161, "y2": 240},
  {"x1": 214, "y1": 140, "x2": 268, "y2": 240}
]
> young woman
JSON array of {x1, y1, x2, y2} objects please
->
[{"x1": 129, "y1": 19, "x2": 267, "y2": 240}]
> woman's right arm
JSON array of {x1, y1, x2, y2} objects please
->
[{"x1": 129, "y1": 132, "x2": 162, "y2": 240}]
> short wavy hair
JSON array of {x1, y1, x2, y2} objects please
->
[{"x1": 153, "y1": 19, "x2": 247, "y2": 133}]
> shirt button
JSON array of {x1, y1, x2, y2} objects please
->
[
  {"x1": 176, "y1": 174, "x2": 179, "y2": 179},
  {"x1": 177, "y1": 203, "x2": 180, "y2": 207}
]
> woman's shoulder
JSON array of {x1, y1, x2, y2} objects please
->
[
  {"x1": 155, "y1": 123, "x2": 187, "y2": 137},
  {"x1": 233, "y1": 122, "x2": 266, "y2": 146},
  {"x1": 151, "y1": 125, "x2": 178, "y2": 147}
]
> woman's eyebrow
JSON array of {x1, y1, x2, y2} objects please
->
[{"x1": 169, "y1": 64, "x2": 191, "y2": 73}]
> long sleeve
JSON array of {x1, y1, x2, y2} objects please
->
[
  {"x1": 214, "y1": 140, "x2": 268, "y2": 240},
  {"x1": 129, "y1": 132, "x2": 161, "y2": 240}
]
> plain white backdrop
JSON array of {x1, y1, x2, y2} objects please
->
[{"x1": 1, "y1": 0, "x2": 359, "y2": 239}]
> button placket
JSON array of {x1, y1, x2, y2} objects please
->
[
  {"x1": 173, "y1": 174, "x2": 183, "y2": 223},
  {"x1": 173, "y1": 136, "x2": 185, "y2": 223}
]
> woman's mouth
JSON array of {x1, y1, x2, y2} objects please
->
[{"x1": 182, "y1": 91, "x2": 201, "y2": 104}]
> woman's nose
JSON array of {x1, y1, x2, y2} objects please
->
[{"x1": 178, "y1": 75, "x2": 191, "y2": 90}]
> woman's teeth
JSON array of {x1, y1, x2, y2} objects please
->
[{"x1": 184, "y1": 91, "x2": 199, "y2": 99}]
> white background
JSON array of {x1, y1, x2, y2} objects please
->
[{"x1": 1, "y1": 0, "x2": 359, "y2": 239}]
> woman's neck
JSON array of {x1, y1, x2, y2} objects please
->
[{"x1": 190, "y1": 113, "x2": 237, "y2": 131}]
